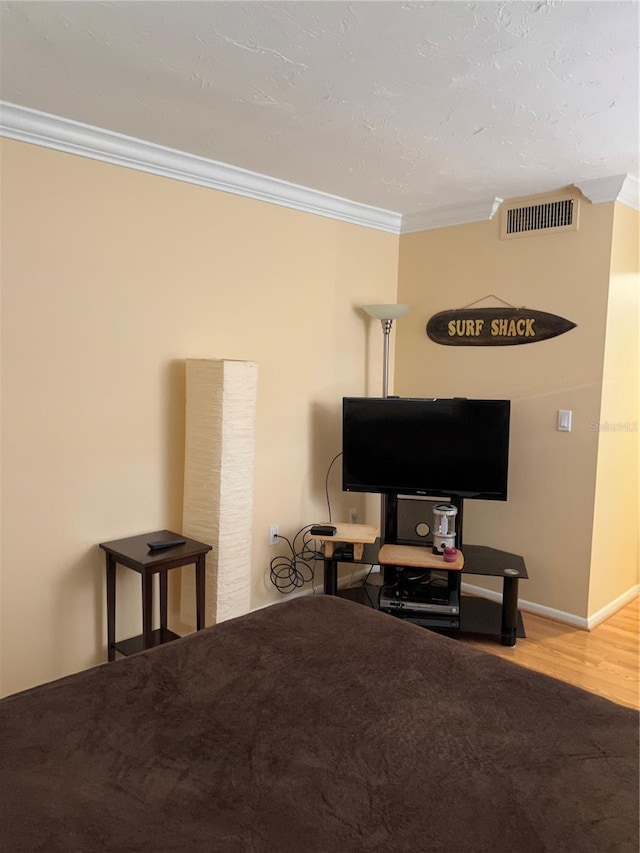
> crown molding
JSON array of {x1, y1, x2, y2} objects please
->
[
  {"x1": 0, "y1": 101, "x2": 402, "y2": 234},
  {"x1": 3, "y1": 102, "x2": 636, "y2": 233},
  {"x1": 617, "y1": 175, "x2": 639, "y2": 210},
  {"x1": 574, "y1": 174, "x2": 639, "y2": 210},
  {"x1": 400, "y1": 196, "x2": 503, "y2": 234}
]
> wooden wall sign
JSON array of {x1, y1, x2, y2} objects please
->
[{"x1": 426, "y1": 308, "x2": 576, "y2": 347}]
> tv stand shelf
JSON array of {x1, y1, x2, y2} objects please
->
[{"x1": 459, "y1": 596, "x2": 526, "y2": 639}]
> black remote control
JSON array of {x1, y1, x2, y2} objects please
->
[
  {"x1": 310, "y1": 525, "x2": 337, "y2": 536},
  {"x1": 147, "y1": 537, "x2": 187, "y2": 551}
]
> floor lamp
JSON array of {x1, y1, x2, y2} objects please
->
[{"x1": 362, "y1": 304, "x2": 410, "y2": 541}]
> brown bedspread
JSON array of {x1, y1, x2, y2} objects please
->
[{"x1": 1, "y1": 595, "x2": 638, "y2": 853}]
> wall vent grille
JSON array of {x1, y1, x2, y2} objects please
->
[{"x1": 501, "y1": 194, "x2": 579, "y2": 239}]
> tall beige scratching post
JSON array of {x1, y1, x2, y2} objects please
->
[{"x1": 180, "y1": 359, "x2": 258, "y2": 627}]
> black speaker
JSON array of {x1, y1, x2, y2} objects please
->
[{"x1": 395, "y1": 497, "x2": 451, "y2": 546}]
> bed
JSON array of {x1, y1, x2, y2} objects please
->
[{"x1": 1, "y1": 595, "x2": 637, "y2": 853}]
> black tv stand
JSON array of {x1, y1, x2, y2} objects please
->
[
  {"x1": 325, "y1": 493, "x2": 528, "y2": 646},
  {"x1": 327, "y1": 540, "x2": 527, "y2": 646},
  {"x1": 384, "y1": 544, "x2": 527, "y2": 645},
  {"x1": 386, "y1": 495, "x2": 526, "y2": 641},
  {"x1": 384, "y1": 492, "x2": 464, "y2": 548}
]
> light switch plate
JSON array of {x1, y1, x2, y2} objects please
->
[{"x1": 557, "y1": 409, "x2": 572, "y2": 432}]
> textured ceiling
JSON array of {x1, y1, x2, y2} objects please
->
[{"x1": 1, "y1": 1, "x2": 638, "y2": 215}]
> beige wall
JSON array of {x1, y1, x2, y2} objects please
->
[
  {"x1": 395, "y1": 198, "x2": 619, "y2": 617},
  {"x1": 0, "y1": 138, "x2": 398, "y2": 696},
  {"x1": 589, "y1": 204, "x2": 640, "y2": 615},
  {"x1": 1, "y1": 135, "x2": 636, "y2": 696}
]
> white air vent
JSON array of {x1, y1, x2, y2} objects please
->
[{"x1": 501, "y1": 193, "x2": 579, "y2": 239}]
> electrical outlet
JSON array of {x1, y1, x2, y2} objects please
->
[
  {"x1": 269, "y1": 524, "x2": 279, "y2": 545},
  {"x1": 349, "y1": 507, "x2": 358, "y2": 524}
]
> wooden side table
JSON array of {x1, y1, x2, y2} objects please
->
[{"x1": 99, "y1": 530, "x2": 212, "y2": 661}]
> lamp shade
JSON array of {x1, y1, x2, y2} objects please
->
[
  {"x1": 363, "y1": 304, "x2": 411, "y2": 321},
  {"x1": 181, "y1": 359, "x2": 258, "y2": 627}
]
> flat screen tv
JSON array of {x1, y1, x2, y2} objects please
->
[{"x1": 342, "y1": 397, "x2": 510, "y2": 501}]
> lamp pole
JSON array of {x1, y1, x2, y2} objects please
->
[
  {"x1": 381, "y1": 318, "x2": 393, "y2": 398},
  {"x1": 362, "y1": 305, "x2": 411, "y2": 542}
]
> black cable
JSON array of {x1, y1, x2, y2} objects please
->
[
  {"x1": 360, "y1": 563, "x2": 376, "y2": 608},
  {"x1": 362, "y1": 563, "x2": 375, "y2": 585},
  {"x1": 324, "y1": 452, "x2": 342, "y2": 523},
  {"x1": 402, "y1": 570, "x2": 433, "y2": 586},
  {"x1": 270, "y1": 452, "x2": 342, "y2": 592},
  {"x1": 269, "y1": 525, "x2": 324, "y2": 594}
]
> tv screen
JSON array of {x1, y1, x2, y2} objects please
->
[{"x1": 342, "y1": 397, "x2": 510, "y2": 501}]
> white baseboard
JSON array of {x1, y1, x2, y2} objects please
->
[
  {"x1": 461, "y1": 581, "x2": 640, "y2": 631},
  {"x1": 586, "y1": 585, "x2": 640, "y2": 630}
]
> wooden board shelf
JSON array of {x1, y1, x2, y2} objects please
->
[
  {"x1": 314, "y1": 522, "x2": 379, "y2": 560},
  {"x1": 378, "y1": 543, "x2": 464, "y2": 571}
]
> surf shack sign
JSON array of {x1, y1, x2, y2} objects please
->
[{"x1": 426, "y1": 307, "x2": 576, "y2": 347}]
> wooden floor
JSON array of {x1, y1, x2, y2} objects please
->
[
  {"x1": 343, "y1": 578, "x2": 639, "y2": 709},
  {"x1": 459, "y1": 595, "x2": 639, "y2": 710}
]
